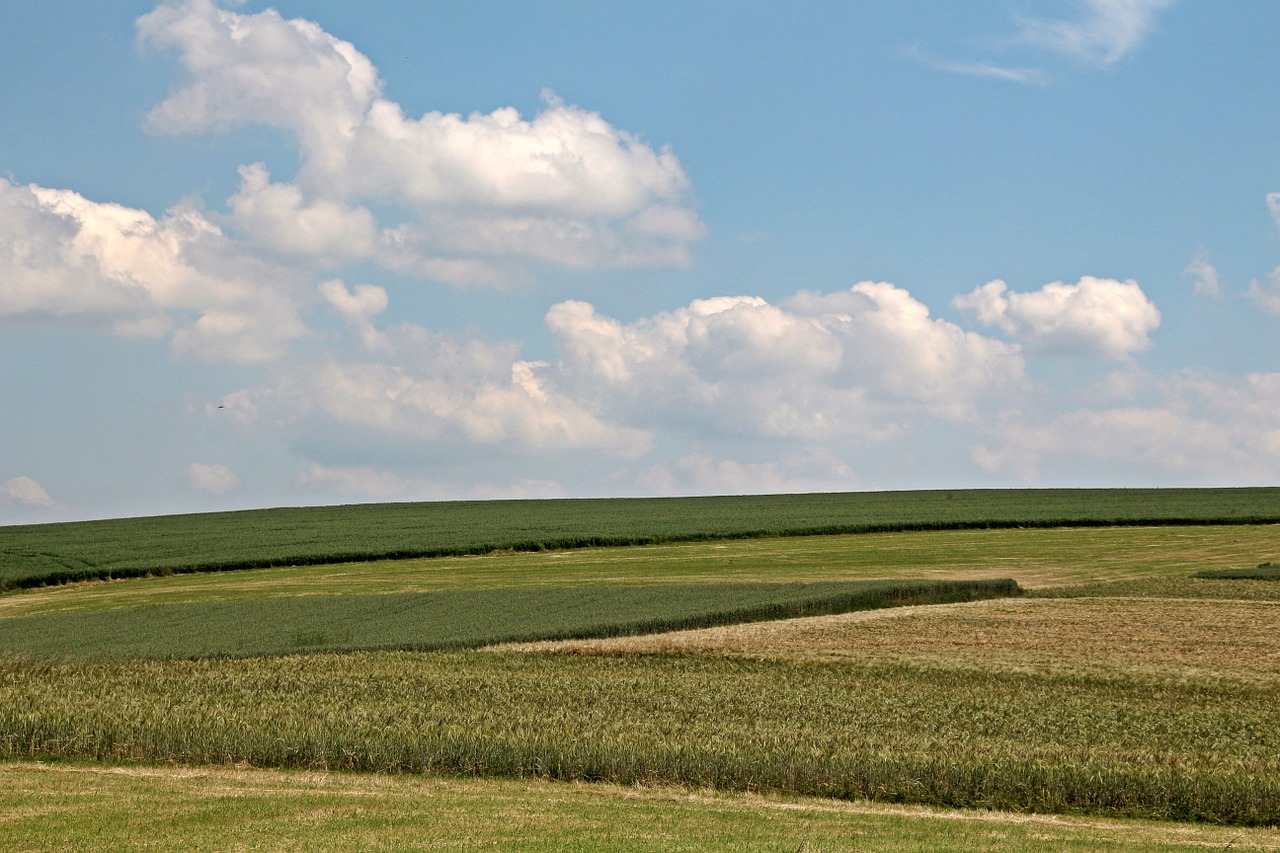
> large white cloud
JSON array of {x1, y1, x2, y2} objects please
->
[
  {"x1": 0, "y1": 178, "x2": 306, "y2": 363},
  {"x1": 954, "y1": 276, "x2": 1160, "y2": 358},
  {"x1": 548, "y1": 282, "x2": 1026, "y2": 439},
  {"x1": 137, "y1": 0, "x2": 703, "y2": 283}
]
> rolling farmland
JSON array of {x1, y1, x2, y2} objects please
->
[
  {"x1": 2, "y1": 487, "x2": 1277, "y2": 590},
  {"x1": 2, "y1": 489, "x2": 1280, "y2": 849}
]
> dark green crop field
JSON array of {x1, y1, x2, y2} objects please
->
[
  {"x1": 2, "y1": 487, "x2": 1278, "y2": 590},
  {"x1": 0, "y1": 579, "x2": 1018, "y2": 660}
]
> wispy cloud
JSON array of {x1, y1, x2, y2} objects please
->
[
  {"x1": 904, "y1": 44, "x2": 1050, "y2": 85},
  {"x1": 1012, "y1": 0, "x2": 1175, "y2": 68},
  {"x1": 1183, "y1": 253, "x2": 1221, "y2": 298},
  {"x1": 187, "y1": 463, "x2": 239, "y2": 495},
  {"x1": 914, "y1": 0, "x2": 1174, "y2": 84}
]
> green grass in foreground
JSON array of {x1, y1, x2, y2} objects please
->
[
  {"x1": 3, "y1": 649, "x2": 1277, "y2": 826},
  {"x1": 3, "y1": 487, "x2": 1277, "y2": 590},
  {"x1": 5, "y1": 762, "x2": 1279, "y2": 853},
  {"x1": 0, "y1": 579, "x2": 1018, "y2": 660}
]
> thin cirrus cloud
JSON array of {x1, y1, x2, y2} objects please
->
[
  {"x1": 914, "y1": 0, "x2": 1174, "y2": 83},
  {"x1": 1011, "y1": 0, "x2": 1175, "y2": 68},
  {"x1": 136, "y1": 0, "x2": 704, "y2": 285}
]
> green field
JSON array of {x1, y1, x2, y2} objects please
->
[
  {"x1": 0, "y1": 579, "x2": 1017, "y2": 659},
  {"x1": 2, "y1": 489, "x2": 1280, "y2": 847},
  {"x1": 3, "y1": 487, "x2": 1277, "y2": 590}
]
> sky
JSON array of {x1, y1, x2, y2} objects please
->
[{"x1": 2, "y1": 0, "x2": 1279, "y2": 524}]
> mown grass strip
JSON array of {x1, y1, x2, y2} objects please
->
[
  {"x1": 7, "y1": 761, "x2": 1280, "y2": 853},
  {"x1": 3, "y1": 651, "x2": 1277, "y2": 826},
  {"x1": 2, "y1": 488, "x2": 1277, "y2": 591},
  {"x1": 0, "y1": 579, "x2": 1018, "y2": 660}
]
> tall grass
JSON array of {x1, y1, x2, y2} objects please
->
[
  {"x1": 3, "y1": 650, "x2": 1277, "y2": 825},
  {"x1": 3, "y1": 488, "x2": 1278, "y2": 590}
]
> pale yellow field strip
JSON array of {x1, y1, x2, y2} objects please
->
[
  {"x1": 509, "y1": 596, "x2": 1280, "y2": 684},
  {"x1": 3, "y1": 762, "x2": 1279, "y2": 852}
]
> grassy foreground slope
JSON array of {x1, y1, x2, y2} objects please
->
[
  {"x1": 7, "y1": 763, "x2": 1280, "y2": 853},
  {"x1": 3, "y1": 487, "x2": 1278, "y2": 590}
]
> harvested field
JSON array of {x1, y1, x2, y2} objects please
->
[{"x1": 509, "y1": 596, "x2": 1280, "y2": 684}]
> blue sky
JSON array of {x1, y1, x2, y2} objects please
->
[{"x1": 3, "y1": 0, "x2": 1279, "y2": 523}]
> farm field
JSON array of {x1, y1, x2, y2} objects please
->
[
  {"x1": 5, "y1": 762, "x2": 1280, "y2": 853},
  {"x1": 3, "y1": 487, "x2": 1277, "y2": 590},
  {"x1": 2, "y1": 522, "x2": 1275, "y2": 618},
  {"x1": 0, "y1": 579, "x2": 1017, "y2": 660},
  {"x1": 2, "y1": 491, "x2": 1280, "y2": 846}
]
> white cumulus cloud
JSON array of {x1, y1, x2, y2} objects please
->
[
  {"x1": 548, "y1": 282, "x2": 1026, "y2": 439},
  {"x1": 227, "y1": 163, "x2": 379, "y2": 261},
  {"x1": 245, "y1": 317, "x2": 653, "y2": 458},
  {"x1": 137, "y1": 1, "x2": 703, "y2": 283},
  {"x1": 954, "y1": 276, "x2": 1160, "y2": 359},
  {"x1": 0, "y1": 177, "x2": 306, "y2": 364}
]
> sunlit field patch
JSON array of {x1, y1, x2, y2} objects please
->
[{"x1": 510, "y1": 596, "x2": 1280, "y2": 684}]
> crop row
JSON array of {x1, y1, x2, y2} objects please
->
[
  {"x1": 0, "y1": 579, "x2": 1019, "y2": 660},
  {"x1": 2, "y1": 650, "x2": 1277, "y2": 825},
  {"x1": 3, "y1": 487, "x2": 1278, "y2": 590}
]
